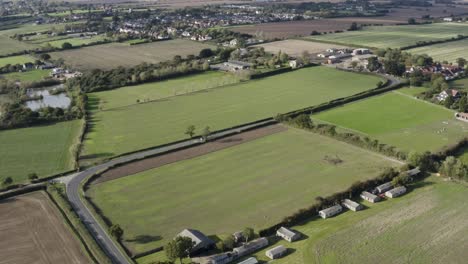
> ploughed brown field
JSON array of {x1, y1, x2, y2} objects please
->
[{"x1": 0, "y1": 192, "x2": 89, "y2": 264}]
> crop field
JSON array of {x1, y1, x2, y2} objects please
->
[
  {"x1": 0, "y1": 120, "x2": 82, "y2": 183},
  {"x1": 95, "y1": 71, "x2": 240, "y2": 110},
  {"x1": 408, "y1": 38, "x2": 468, "y2": 64},
  {"x1": 253, "y1": 39, "x2": 349, "y2": 57},
  {"x1": 307, "y1": 22, "x2": 468, "y2": 49},
  {"x1": 82, "y1": 67, "x2": 382, "y2": 162},
  {"x1": 88, "y1": 127, "x2": 400, "y2": 254},
  {"x1": 3, "y1": 69, "x2": 51, "y2": 82},
  {"x1": 50, "y1": 39, "x2": 215, "y2": 70},
  {"x1": 0, "y1": 191, "x2": 90, "y2": 264},
  {"x1": 314, "y1": 91, "x2": 468, "y2": 153},
  {"x1": 0, "y1": 55, "x2": 34, "y2": 67}
]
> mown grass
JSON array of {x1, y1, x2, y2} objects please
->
[
  {"x1": 0, "y1": 35, "x2": 38, "y2": 56},
  {"x1": 3, "y1": 69, "x2": 51, "y2": 82},
  {"x1": 314, "y1": 91, "x2": 468, "y2": 153},
  {"x1": 0, "y1": 55, "x2": 34, "y2": 67},
  {"x1": 44, "y1": 35, "x2": 109, "y2": 48},
  {"x1": 82, "y1": 67, "x2": 383, "y2": 162},
  {"x1": 408, "y1": 38, "x2": 468, "y2": 64},
  {"x1": 0, "y1": 120, "x2": 82, "y2": 183},
  {"x1": 306, "y1": 22, "x2": 468, "y2": 49},
  {"x1": 88, "y1": 127, "x2": 400, "y2": 254}
]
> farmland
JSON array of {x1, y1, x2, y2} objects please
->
[
  {"x1": 0, "y1": 120, "x2": 82, "y2": 183},
  {"x1": 50, "y1": 39, "x2": 215, "y2": 70},
  {"x1": 408, "y1": 38, "x2": 468, "y2": 64},
  {"x1": 307, "y1": 22, "x2": 468, "y2": 49},
  {"x1": 253, "y1": 39, "x2": 349, "y2": 57},
  {"x1": 39, "y1": 35, "x2": 109, "y2": 48},
  {"x1": 0, "y1": 35, "x2": 38, "y2": 56},
  {"x1": 0, "y1": 191, "x2": 90, "y2": 264},
  {"x1": 314, "y1": 91, "x2": 468, "y2": 153},
  {"x1": 3, "y1": 69, "x2": 51, "y2": 82},
  {"x1": 82, "y1": 67, "x2": 383, "y2": 162},
  {"x1": 0, "y1": 55, "x2": 34, "y2": 67},
  {"x1": 88, "y1": 127, "x2": 400, "y2": 254}
]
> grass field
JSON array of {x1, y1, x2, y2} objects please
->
[
  {"x1": 253, "y1": 39, "x2": 349, "y2": 57},
  {"x1": 0, "y1": 55, "x2": 34, "y2": 67},
  {"x1": 0, "y1": 35, "x2": 38, "y2": 56},
  {"x1": 82, "y1": 67, "x2": 382, "y2": 162},
  {"x1": 88, "y1": 127, "x2": 400, "y2": 254},
  {"x1": 50, "y1": 39, "x2": 215, "y2": 70},
  {"x1": 0, "y1": 191, "x2": 90, "y2": 264},
  {"x1": 450, "y1": 77, "x2": 468, "y2": 92},
  {"x1": 0, "y1": 120, "x2": 82, "y2": 183},
  {"x1": 95, "y1": 71, "x2": 240, "y2": 110},
  {"x1": 408, "y1": 38, "x2": 468, "y2": 64},
  {"x1": 314, "y1": 91, "x2": 468, "y2": 153},
  {"x1": 3, "y1": 69, "x2": 51, "y2": 82},
  {"x1": 44, "y1": 35, "x2": 109, "y2": 48},
  {"x1": 307, "y1": 22, "x2": 468, "y2": 49}
]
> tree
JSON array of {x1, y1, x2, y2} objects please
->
[
  {"x1": 109, "y1": 224, "x2": 123, "y2": 241},
  {"x1": 28, "y1": 173, "x2": 38, "y2": 181},
  {"x1": 311, "y1": 30, "x2": 321, "y2": 35},
  {"x1": 458, "y1": 95, "x2": 468, "y2": 112},
  {"x1": 408, "y1": 151, "x2": 433, "y2": 172},
  {"x1": 199, "y1": 48, "x2": 213, "y2": 58},
  {"x1": 40, "y1": 53, "x2": 51, "y2": 60},
  {"x1": 456, "y1": 57, "x2": 467, "y2": 68},
  {"x1": 223, "y1": 236, "x2": 235, "y2": 250},
  {"x1": 2, "y1": 177, "x2": 13, "y2": 187},
  {"x1": 408, "y1": 18, "x2": 416, "y2": 24},
  {"x1": 444, "y1": 95, "x2": 454, "y2": 108},
  {"x1": 350, "y1": 61, "x2": 359, "y2": 69},
  {"x1": 348, "y1": 22, "x2": 359, "y2": 31},
  {"x1": 202, "y1": 126, "x2": 211, "y2": 141},
  {"x1": 440, "y1": 156, "x2": 467, "y2": 180},
  {"x1": 242, "y1": 227, "x2": 255, "y2": 242},
  {"x1": 185, "y1": 125, "x2": 196, "y2": 138},
  {"x1": 61, "y1": 42, "x2": 73, "y2": 49},
  {"x1": 165, "y1": 236, "x2": 194, "y2": 264},
  {"x1": 367, "y1": 57, "x2": 381, "y2": 72}
]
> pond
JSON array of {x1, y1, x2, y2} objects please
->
[{"x1": 24, "y1": 84, "x2": 71, "y2": 111}]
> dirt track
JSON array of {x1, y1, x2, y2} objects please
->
[
  {"x1": 93, "y1": 124, "x2": 287, "y2": 184},
  {"x1": 0, "y1": 192, "x2": 89, "y2": 264}
]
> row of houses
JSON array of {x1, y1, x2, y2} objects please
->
[{"x1": 406, "y1": 64, "x2": 465, "y2": 81}]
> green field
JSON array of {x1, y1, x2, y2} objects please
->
[
  {"x1": 450, "y1": 77, "x2": 468, "y2": 92},
  {"x1": 307, "y1": 22, "x2": 468, "y2": 49},
  {"x1": 45, "y1": 35, "x2": 109, "y2": 48},
  {"x1": 408, "y1": 38, "x2": 468, "y2": 64},
  {"x1": 88, "y1": 127, "x2": 400, "y2": 254},
  {"x1": 0, "y1": 55, "x2": 34, "y2": 67},
  {"x1": 314, "y1": 91, "x2": 468, "y2": 153},
  {"x1": 3, "y1": 69, "x2": 51, "y2": 82},
  {"x1": 0, "y1": 35, "x2": 38, "y2": 56},
  {"x1": 82, "y1": 67, "x2": 383, "y2": 161},
  {"x1": 0, "y1": 120, "x2": 82, "y2": 183}
]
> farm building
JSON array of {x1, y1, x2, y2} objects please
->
[
  {"x1": 319, "y1": 205, "x2": 343, "y2": 219},
  {"x1": 342, "y1": 199, "x2": 363, "y2": 212},
  {"x1": 233, "y1": 237, "x2": 269, "y2": 257},
  {"x1": 455, "y1": 112, "x2": 468, "y2": 123},
  {"x1": 327, "y1": 53, "x2": 352, "y2": 64},
  {"x1": 352, "y1": 48, "x2": 371, "y2": 55},
  {"x1": 276, "y1": 227, "x2": 301, "y2": 242},
  {"x1": 193, "y1": 252, "x2": 234, "y2": 264},
  {"x1": 375, "y1": 182, "x2": 393, "y2": 194},
  {"x1": 385, "y1": 186, "x2": 407, "y2": 198},
  {"x1": 360, "y1": 191, "x2": 381, "y2": 203},
  {"x1": 237, "y1": 257, "x2": 258, "y2": 264},
  {"x1": 177, "y1": 229, "x2": 215, "y2": 253},
  {"x1": 265, "y1": 245, "x2": 288, "y2": 259},
  {"x1": 233, "y1": 231, "x2": 244, "y2": 243}
]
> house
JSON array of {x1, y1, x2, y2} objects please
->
[
  {"x1": 233, "y1": 237, "x2": 268, "y2": 257},
  {"x1": 276, "y1": 227, "x2": 301, "y2": 242},
  {"x1": 176, "y1": 229, "x2": 215, "y2": 254},
  {"x1": 327, "y1": 53, "x2": 352, "y2": 64},
  {"x1": 22, "y1": 62, "x2": 34, "y2": 70},
  {"x1": 229, "y1": 39, "x2": 238, "y2": 47},
  {"x1": 237, "y1": 257, "x2": 258, "y2": 264},
  {"x1": 455, "y1": 112, "x2": 468, "y2": 123},
  {"x1": 233, "y1": 231, "x2": 244, "y2": 243},
  {"x1": 319, "y1": 205, "x2": 343, "y2": 219},
  {"x1": 352, "y1": 48, "x2": 371, "y2": 55},
  {"x1": 375, "y1": 182, "x2": 393, "y2": 194},
  {"x1": 289, "y1": 60, "x2": 301, "y2": 69},
  {"x1": 265, "y1": 245, "x2": 287, "y2": 259},
  {"x1": 360, "y1": 191, "x2": 381, "y2": 203},
  {"x1": 443, "y1": 17, "x2": 453, "y2": 22},
  {"x1": 385, "y1": 186, "x2": 407, "y2": 198},
  {"x1": 437, "y1": 89, "x2": 460, "y2": 102},
  {"x1": 317, "y1": 53, "x2": 331, "y2": 58},
  {"x1": 211, "y1": 60, "x2": 252, "y2": 72},
  {"x1": 342, "y1": 199, "x2": 363, "y2": 212}
]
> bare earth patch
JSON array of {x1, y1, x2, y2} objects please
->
[{"x1": 93, "y1": 124, "x2": 287, "y2": 184}]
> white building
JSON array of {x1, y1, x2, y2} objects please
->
[
  {"x1": 265, "y1": 245, "x2": 287, "y2": 259},
  {"x1": 319, "y1": 205, "x2": 343, "y2": 219},
  {"x1": 360, "y1": 191, "x2": 380, "y2": 203},
  {"x1": 276, "y1": 227, "x2": 301, "y2": 242},
  {"x1": 375, "y1": 182, "x2": 393, "y2": 194},
  {"x1": 385, "y1": 186, "x2": 407, "y2": 198},
  {"x1": 342, "y1": 199, "x2": 363, "y2": 212}
]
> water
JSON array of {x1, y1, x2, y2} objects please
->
[{"x1": 24, "y1": 84, "x2": 71, "y2": 111}]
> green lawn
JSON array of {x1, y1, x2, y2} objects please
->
[
  {"x1": 314, "y1": 91, "x2": 468, "y2": 153},
  {"x1": 44, "y1": 35, "x2": 109, "y2": 48},
  {"x1": 0, "y1": 120, "x2": 82, "y2": 183},
  {"x1": 3, "y1": 69, "x2": 51, "y2": 82},
  {"x1": 0, "y1": 55, "x2": 34, "y2": 67},
  {"x1": 88, "y1": 127, "x2": 400, "y2": 254},
  {"x1": 408, "y1": 38, "x2": 468, "y2": 64},
  {"x1": 83, "y1": 67, "x2": 383, "y2": 162},
  {"x1": 306, "y1": 22, "x2": 468, "y2": 49},
  {"x1": 95, "y1": 72, "x2": 240, "y2": 110}
]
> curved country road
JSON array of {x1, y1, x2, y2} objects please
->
[{"x1": 65, "y1": 120, "x2": 276, "y2": 264}]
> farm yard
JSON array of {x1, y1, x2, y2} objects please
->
[
  {"x1": 88, "y1": 127, "x2": 401, "y2": 255},
  {"x1": 253, "y1": 39, "x2": 350, "y2": 57},
  {"x1": 0, "y1": 191, "x2": 90, "y2": 264},
  {"x1": 50, "y1": 39, "x2": 215, "y2": 70},
  {"x1": 0, "y1": 120, "x2": 82, "y2": 183},
  {"x1": 314, "y1": 91, "x2": 468, "y2": 153},
  {"x1": 307, "y1": 22, "x2": 468, "y2": 49},
  {"x1": 236, "y1": 177, "x2": 468, "y2": 264},
  {"x1": 82, "y1": 67, "x2": 383, "y2": 163},
  {"x1": 408, "y1": 38, "x2": 468, "y2": 64}
]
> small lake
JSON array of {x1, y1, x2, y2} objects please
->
[{"x1": 25, "y1": 84, "x2": 71, "y2": 111}]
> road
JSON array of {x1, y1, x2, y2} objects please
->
[{"x1": 65, "y1": 119, "x2": 276, "y2": 264}]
